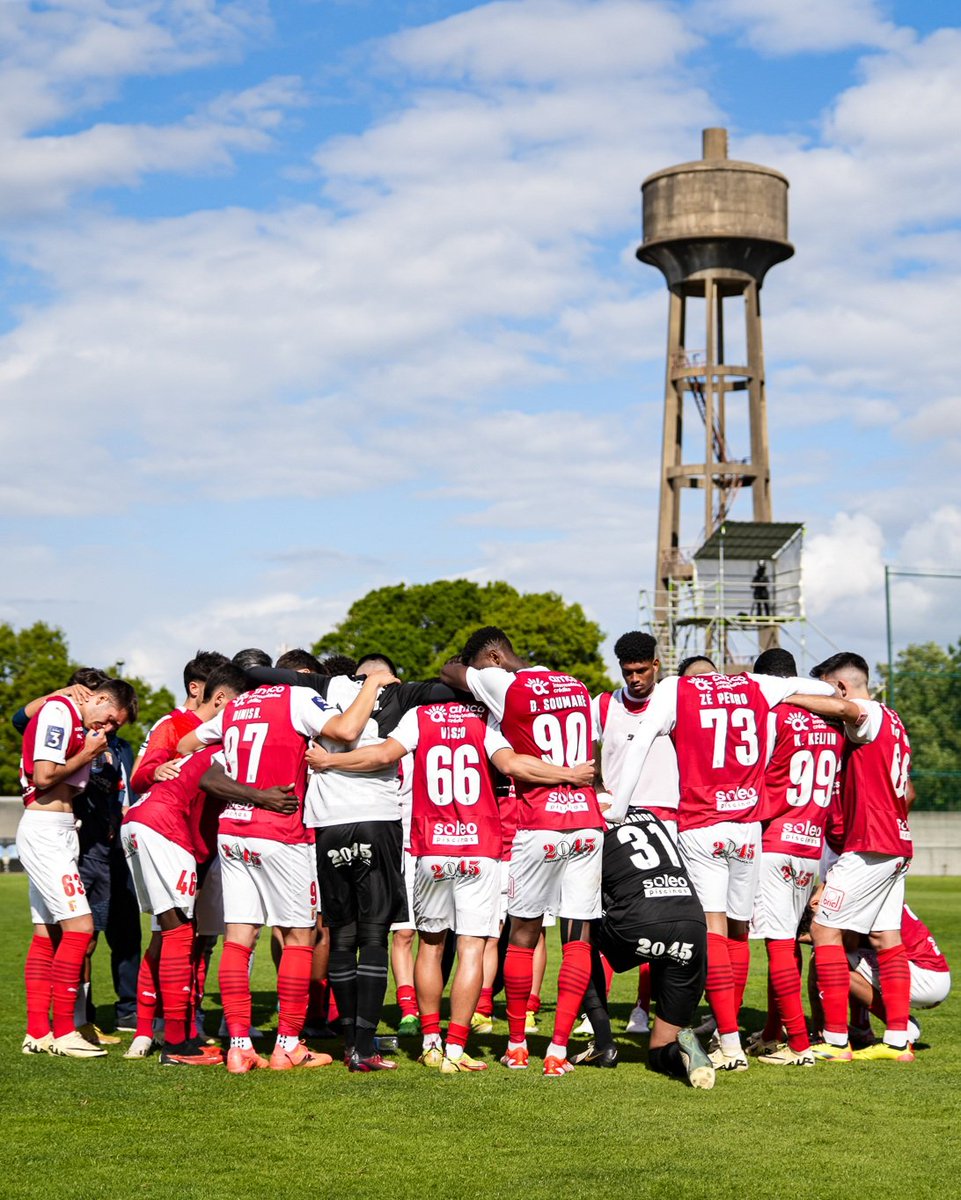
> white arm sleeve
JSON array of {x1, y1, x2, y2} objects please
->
[
  {"x1": 608, "y1": 677, "x2": 678, "y2": 824},
  {"x1": 463, "y1": 666, "x2": 514, "y2": 722},
  {"x1": 290, "y1": 686, "x2": 342, "y2": 738},
  {"x1": 387, "y1": 708, "x2": 420, "y2": 755},
  {"x1": 32, "y1": 701, "x2": 75, "y2": 765},
  {"x1": 844, "y1": 698, "x2": 884, "y2": 745},
  {"x1": 484, "y1": 723, "x2": 512, "y2": 760},
  {"x1": 750, "y1": 674, "x2": 835, "y2": 707},
  {"x1": 194, "y1": 709, "x2": 224, "y2": 746}
]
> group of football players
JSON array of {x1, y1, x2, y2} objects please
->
[{"x1": 14, "y1": 624, "x2": 950, "y2": 1085}]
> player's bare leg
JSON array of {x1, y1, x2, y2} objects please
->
[
  {"x1": 414, "y1": 931, "x2": 445, "y2": 1065},
  {"x1": 471, "y1": 932, "x2": 500, "y2": 1033},
  {"x1": 501, "y1": 915, "x2": 543, "y2": 1069},
  {"x1": 440, "y1": 934, "x2": 488, "y2": 1072},
  {"x1": 391, "y1": 927, "x2": 419, "y2": 1035}
]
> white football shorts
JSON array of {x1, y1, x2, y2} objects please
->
[
  {"x1": 507, "y1": 828, "x2": 603, "y2": 922},
  {"x1": 751, "y1": 851, "x2": 818, "y2": 940},
  {"x1": 678, "y1": 821, "x2": 761, "y2": 922},
  {"x1": 16, "y1": 810, "x2": 92, "y2": 925},
  {"x1": 122, "y1": 821, "x2": 197, "y2": 919},
  {"x1": 851, "y1": 952, "x2": 951, "y2": 1009},
  {"x1": 815, "y1": 851, "x2": 909, "y2": 934},
  {"x1": 219, "y1": 837, "x2": 318, "y2": 929},
  {"x1": 414, "y1": 855, "x2": 501, "y2": 937}
]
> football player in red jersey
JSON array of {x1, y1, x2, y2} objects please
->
[
  {"x1": 441, "y1": 627, "x2": 603, "y2": 1077},
  {"x1": 746, "y1": 648, "x2": 845, "y2": 1067},
  {"x1": 190, "y1": 671, "x2": 394, "y2": 1073},
  {"x1": 129, "y1": 651, "x2": 228, "y2": 795},
  {"x1": 609, "y1": 662, "x2": 834, "y2": 1070},
  {"x1": 788, "y1": 652, "x2": 916, "y2": 1062},
  {"x1": 310, "y1": 697, "x2": 593, "y2": 1073},
  {"x1": 124, "y1": 662, "x2": 245, "y2": 1058},
  {"x1": 18, "y1": 679, "x2": 137, "y2": 1058},
  {"x1": 121, "y1": 665, "x2": 298, "y2": 1067}
]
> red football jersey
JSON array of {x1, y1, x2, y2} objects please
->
[
  {"x1": 837, "y1": 702, "x2": 912, "y2": 858},
  {"x1": 124, "y1": 747, "x2": 220, "y2": 861},
  {"x1": 902, "y1": 904, "x2": 948, "y2": 972},
  {"x1": 760, "y1": 705, "x2": 844, "y2": 859},
  {"x1": 408, "y1": 702, "x2": 502, "y2": 858},
  {"x1": 20, "y1": 695, "x2": 87, "y2": 806},
  {"x1": 218, "y1": 686, "x2": 314, "y2": 846},
  {"x1": 131, "y1": 708, "x2": 202, "y2": 796},
  {"x1": 500, "y1": 670, "x2": 603, "y2": 832},
  {"x1": 673, "y1": 673, "x2": 770, "y2": 832}
]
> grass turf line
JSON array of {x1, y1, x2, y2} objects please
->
[{"x1": 0, "y1": 875, "x2": 959, "y2": 1199}]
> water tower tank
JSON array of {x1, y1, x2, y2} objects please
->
[{"x1": 638, "y1": 127, "x2": 793, "y2": 289}]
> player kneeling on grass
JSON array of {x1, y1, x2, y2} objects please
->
[
  {"x1": 309, "y1": 697, "x2": 594, "y2": 1074},
  {"x1": 573, "y1": 808, "x2": 715, "y2": 1090},
  {"x1": 17, "y1": 679, "x2": 137, "y2": 1058}
]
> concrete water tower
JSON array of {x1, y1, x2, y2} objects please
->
[{"x1": 638, "y1": 128, "x2": 793, "y2": 657}]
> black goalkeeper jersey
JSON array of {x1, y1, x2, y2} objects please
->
[{"x1": 601, "y1": 809, "x2": 705, "y2": 930}]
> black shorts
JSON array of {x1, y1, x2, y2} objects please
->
[
  {"x1": 78, "y1": 849, "x2": 112, "y2": 932},
  {"x1": 315, "y1": 821, "x2": 407, "y2": 929},
  {"x1": 594, "y1": 917, "x2": 707, "y2": 1029}
]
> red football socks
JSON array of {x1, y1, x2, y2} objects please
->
[
  {"x1": 814, "y1": 943, "x2": 851, "y2": 1038},
  {"x1": 277, "y1": 944, "x2": 313, "y2": 1039},
  {"x1": 219, "y1": 940, "x2": 253, "y2": 1040},
  {"x1": 476, "y1": 987, "x2": 494, "y2": 1017},
  {"x1": 52, "y1": 931, "x2": 92, "y2": 1038},
  {"x1": 552, "y1": 939, "x2": 592, "y2": 1049},
  {"x1": 24, "y1": 933, "x2": 55, "y2": 1038},
  {"x1": 727, "y1": 934, "x2": 751, "y2": 1016},
  {"x1": 505, "y1": 946, "x2": 535, "y2": 1042},
  {"x1": 527, "y1": 990, "x2": 541, "y2": 1015},
  {"x1": 767, "y1": 938, "x2": 809, "y2": 1051},
  {"x1": 135, "y1": 951, "x2": 161, "y2": 1039},
  {"x1": 705, "y1": 932, "x2": 739, "y2": 1035},
  {"x1": 877, "y1": 944, "x2": 911, "y2": 1037},
  {"x1": 447, "y1": 1021, "x2": 469, "y2": 1050},
  {"x1": 636, "y1": 962, "x2": 652, "y2": 1012},
  {"x1": 421, "y1": 1011, "x2": 442, "y2": 1038},
  {"x1": 158, "y1": 924, "x2": 195, "y2": 1046},
  {"x1": 396, "y1": 984, "x2": 418, "y2": 1019}
]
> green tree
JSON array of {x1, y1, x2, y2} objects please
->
[
  {"x1": 0, "y1": 622, "x2": 74, "y2": 793},
  {"x1": 313, "y1": 579, "x2": 615, "y2": 694},
  {"x1": 0, "y1": 621, "x2": 175, "y2": 794},
  {"x1": 880, "y1": 640, "x2": 961, "y2": 811}
]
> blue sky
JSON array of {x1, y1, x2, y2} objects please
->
[{"x1": 2, "y1": 0, "x2": 960, "y2": 691}]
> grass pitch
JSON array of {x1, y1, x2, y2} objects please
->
[{"x1": 1, "y1": 874, "x2": 959, "y2": 1200}]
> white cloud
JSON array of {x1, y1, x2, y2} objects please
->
[
  {"x1": 698, "y1": 0, "x2": 903, "y2": 55},
  {"x1": 383, "y1": 0, "x2": 699, "y2": 82}
]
